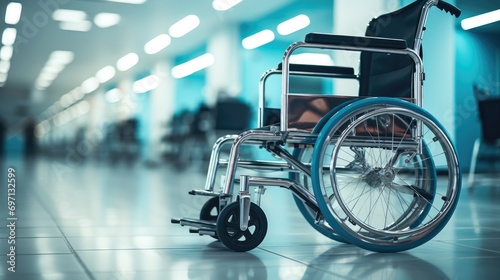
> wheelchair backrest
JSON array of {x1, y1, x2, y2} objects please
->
[{"x1": 359, "y1": 0, "x2": 427, "y2": 99}]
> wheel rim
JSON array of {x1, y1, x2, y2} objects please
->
[
  {"x1": 311, "y1": 98, "x2": 461, "y2": 252},
  {"x1": 291, "y1": 147, "x2": 346, "y2": 242},
  {"x1": 216, "y1": 202, "x2": 267, "y2": 252}
]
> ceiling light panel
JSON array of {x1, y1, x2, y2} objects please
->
[
  {"x1": 96, "y1": 65, "x2": 116, "y2": 83},
  {"x1": 5, "y1": 2, "x2": 22, "y2": 25},
  {"x1": 116, "y1": 52, "x2": 139, "y2": 71},
  {"x1": 133, "y1": 75, "x2": 159, "y2": 93},
  {"x1": 242, "y1": 30, "x2": 275, "y2": 50},
  {"x1": 70, "y1": 88, "x2": 85, "y2": 101},
  {"x1": 105, "y1": 88, "x2": 123, "y2": 103},
  {"x1": 0, "y1": 46, "x2": 14, "y2": 61},
  {"x1": 144, "y1": 34, "x2": 171, "y2": 54},
  {"x1": 169, "y1": 15, "x2": 200, "y2": 38},
  {"x1": 0, "y1": 72, "x2": 8, "y2": 83},
  {"x1": 277, "y1": 14, "x2": 310, "y2": 35},
  {"x1": 0, "y1": 60, "x2": 10, "y2": 73},
  {"x1": 212, "y1": 0, "x2": 242, "y2": 11},
  {"x1": 461, "y1": 9, "x2": 500, "y2": 30},
  {"x1": 171, "y1": 53, "x2": 214, "y2": 79},
  {"x1": 2, "y1": 28, "x2": 17, "y2": 46},
  {"x1": 35, "y1": 50, "x2": 74, "y2": 90},
  {"x1": 81, "y1": 77, "x2": 99, "y2": 94},
  {"x1": 52, "y1": 9, "x2": 87, "y2": 22},
  {"x1": 94, "y1": 13, "x2": 121, "y2": 28},
  {"x1": 59, "y1": 21, "x2": 92, "y2": 32},
  {"x1": 49, "y1": 51, "x2": 74, "y2": 65}
]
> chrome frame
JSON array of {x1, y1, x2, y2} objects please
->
[{"x1": 175, "y1": 0, "x2": 450, "y2": 243}]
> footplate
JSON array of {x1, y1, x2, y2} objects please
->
[{"x1": 171, "y1": 218, "x2": 217, "y2": 236}]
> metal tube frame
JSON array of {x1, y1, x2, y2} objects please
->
[
  {"x1": 281, "y1": 43, "x2": 423, "y2": 132},
  {"x1": 258, "y1": 69, "x2": 358, "y2": 128},
  {"x1": 201, "y1": 0, "x2": 435, "y2": 217}
]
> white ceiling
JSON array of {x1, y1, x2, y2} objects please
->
[
  {"x1": 0, "y1": 0, "x2": 498, "y2": 125},
  {"x1": 0, "y1": 0, "x2": 295, "y2": 124}
]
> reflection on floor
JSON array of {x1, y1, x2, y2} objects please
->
[{"x1": 0, "y1": 156, "x2": 499, "y2": 280}]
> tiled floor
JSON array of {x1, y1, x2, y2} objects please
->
[{"x1": 1, "y1": 156, "x2": 499, "y2": 279}]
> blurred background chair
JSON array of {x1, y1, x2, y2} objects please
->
[{"x1": 468, "y1": 84, "x2": 500, "y2": 191}]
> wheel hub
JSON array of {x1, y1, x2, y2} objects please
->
[{"x1": 363, "y1": 168, "x2": 395, "y2": 188}]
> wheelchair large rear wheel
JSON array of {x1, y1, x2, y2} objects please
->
[
  {"x1": 311, "y1": 98, "x2": 461, "y2": 252},
  {"x1": 291, "y1": 146, "x2": 346, "y2": 243}
]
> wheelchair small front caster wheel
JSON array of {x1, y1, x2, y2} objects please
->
[
  {"x1": 199, "y1": 196, "x2": 220, "y2": 239},
  {"x1": 216, "y1": 201, "x2": 267, "y2": 252}
]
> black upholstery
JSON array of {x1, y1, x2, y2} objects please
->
[
  {"x1": 277, "y1": 63, "x2": 355, "y2": 76},
  {"x1": 359, "y1": 0, "x2": 427, "y2": 98},
  {"x1": 304, "y1": 34, "x2": 408, "y2": 50}
]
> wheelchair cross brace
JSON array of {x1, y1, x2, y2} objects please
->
[
  {"x1": 172, "y1": 128, "x2": 325, "y2": 235},
  {"x1": 171, "y1": 174, "x2": 321, "y2": 235}
]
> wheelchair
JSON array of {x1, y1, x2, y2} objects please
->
[{"x1": 172, "y1": 0, "x2": 462, "y2": 253}]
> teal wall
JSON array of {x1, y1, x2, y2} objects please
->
[
  {"x1": 239, "y1": 0, "x2": 334, "y2": 127},
  {"x1": 169, "y1": 0, "x2": 500, "y2": 172},
  {"x1": 173, "y1": 46, "x2": 208, "y2": 115}
]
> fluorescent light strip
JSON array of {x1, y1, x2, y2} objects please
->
[
  {"x1": 171, "y1": 53, "x2": 214, "y2": 79},
  {"x1": 242, "y1": 30, "x2": 275, "y2": 50},
  {"x1": 277, "y1": 14, "x2": 310, "y2": 35},
  {"x1": 2, "y1": 28, "x2": 17, "y2": 46},
  {"x1": 53, "y1": 9, "x2": 87, "y2": 22},
  {"x1": 0, "y1": 46, "x2": 13, "y2": 61},
  {"x1": 461, "y1": 9, "x2": 500, "y2": 30},
  {"x1": 49, "y1": 51, "x2": 74, "y2": 65},
  {"x1": 39, "y1": 71, "x2": 58, "y2": 81},
  {"x1": 0, "y1": 60, "x2": 10, "y2": 73},
  {"x1": 116, "y1": 52, "x2": 139, "y2": 71},
  {"x1": 60, "y1": 93, "x2": 75, "y2": 108},
  {"x1": 5, "y1": 2, "x2": 22, "y2": 25},
  {"x1": 144, "y1": 34, "x2": 171, "y2": 54},
  {"x1": 96, "y1": 65, "x2": 116, "y2": 83},
  {"x1": 212, "y1": 0, "x2": 242, "y2": 11},
  {"x1": 42, "y1": 64, "x2": 65, "y2": 74},
  {"x1": 169, "y1": 15, "x2": 200, "y2": 38},
  {"x1": 36, "y1": 50, "x2": 74, "y2": 90},
  {"x1": 0, "y1": 72, "x2": 7, "y2": 82},
  {"x1": 133, "y1": 75, "x2": 159, "y2": 93},
  {"x1": 105, "y1": 88, "x2": 123, "y2": 103},
  {"x1": 70, "y1": 88, "x2": 85, "y2": 101},
  {"x1": 81, "y1": 77, "x2": 99, "y2": 94},
  {"x1": 59, "y1": 21, "x2": 92, "y2": 32},
  {"x1": 94, "y1": 13, "x2": 121, "y2": 28}
]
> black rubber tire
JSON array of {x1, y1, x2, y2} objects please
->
[
  {"x1": 200, "y1": 196, "x2": 220, "y2": 221},
  {"x1": 199, "y1": 196, "x2": 220, "y2": 239},
  {"x1": 216, "y1": 201, "x2": 268, "y2": 252}
]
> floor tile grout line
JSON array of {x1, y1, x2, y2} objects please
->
[
  {"x1": 437, "y1": 240, "x2": 500, "y2": 254},
  {"x1": 257, "y1": 247, "x2": 357, "y2": 280},
  {"x1": 32, "y1": 190, "x2": 96, "y2": 280}
]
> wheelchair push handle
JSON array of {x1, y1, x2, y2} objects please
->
[{"x1": 436, "y1": 0, "x2": 461, "y2": 18}]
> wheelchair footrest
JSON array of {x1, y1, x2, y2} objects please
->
[
  {"x1": 188, "y1": 190, "x2": 232, "y2": 197},
  {"x1": 188, "y1": 190, "x2": 220, "y2": 196},
  {"x1": 173, "y1": 217, "x2": 216, "y2": 229},
  {"x1": 173, "y1": 217, "x2": 218, "y2": 236},
  {"x1": 189, "y1": 227, "x2": 217, "y2": 236}
]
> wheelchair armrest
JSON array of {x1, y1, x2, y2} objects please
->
[
  {"x1": 276, "y1": 63, "x2": 355, "y2": 75},
  {"x1": 305, "y1": 33, "x2": 407, "y2": 50}
]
